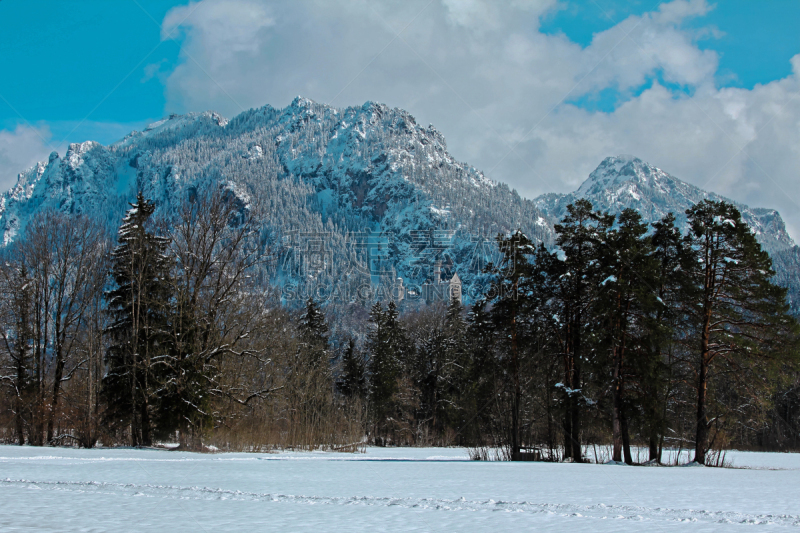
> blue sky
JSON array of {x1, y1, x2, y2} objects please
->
[
  {"x1": 1, "y1": 0, "x2": 797, "y2": 146},
  {"x1": 541, "y1": 0, "x2": 800, "y2": 86},
  {"x1": 0, "y1": 0, "x2": 181, "y2": 144},
  {"x1": 1, "y1": 0, "x2": 799, "y2": 238}
]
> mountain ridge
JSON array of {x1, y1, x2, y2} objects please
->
[
  {"x1": 1, "y1": 97, "x2": 797, "y2": 309},
  {"x1": 533, "y1": 154, "x2": 796, "y2": 254}
]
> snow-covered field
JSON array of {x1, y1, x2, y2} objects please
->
[{"x1": 1, "y1": 446, "x2": 799, "y2": 532}]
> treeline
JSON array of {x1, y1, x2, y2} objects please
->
[
  {"x1": 1, "y1": 193, "x2": 799, "y2": 464},
  {"x1": 339, "y1": 200, "x2": 800, "y2": 464}
]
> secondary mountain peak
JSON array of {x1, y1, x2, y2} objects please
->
[
  {"x1": 537, "y1": 155, "x2": 796, "y2": 254},
  {"x1": 577, "y1": 155, "x2": 651, "y2": 195}
]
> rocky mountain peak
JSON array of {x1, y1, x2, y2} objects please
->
[
  {"x1": 537, "y1": 155, "x2": 796, "y2": 254},
  {"x1": 0, "y1": 99, "x2": 797, "y2": 310}
]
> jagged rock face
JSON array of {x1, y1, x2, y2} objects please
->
[
  {"x1": 0, "y1": 98, "x2": 551, "y2": 297},
  {"x1": 534, "y1": 155, "x2": 795, "y2": 255}
]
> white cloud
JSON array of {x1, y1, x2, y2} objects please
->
[
  {"x1": 158, "y1": 0, "x2": 800, "y2": 240},
  {"x1": 441, "y1": 0, "x2": 557, "y2": 30},
  {"x1": 0, "y1": 125, "x2": 54, "y2": 192}
]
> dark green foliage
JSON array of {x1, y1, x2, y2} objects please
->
[
  {"x1": 102, "y1": 193, "x2": 173, "y2": 447},
  {"x1": 484, "y1": 230, "x2": 537, "y2": 459},
  {"x1": 409, "y1": 297, "x2": 468, "y2": 439},
  {"x1": 548, "y1": 200, "x2": 612, "y2": 461},
  {"x1": 299, "y1": 297, "x2": 330, "y2": 368},
  {"x1": 367, "y1": 301, "x2": 409, "y2": 435},
  {"x1": 639, "y1": 213, "x2": 686, "y2": 462},
  {"x1": 0, "y1": 258, "x2": 34, "y2": 445},
  {"x1": 681, "y1": 200, "x2": 799, "y2": 463},
  {"x1": 337, "y1": 338, "x2": 367, "y2": 399},
  {"x1": 592, "y1": 208, "x2": 659, "y2": 463},
  {"x1": 458, "y1": 200, "x2": 798, "y2": 462}
]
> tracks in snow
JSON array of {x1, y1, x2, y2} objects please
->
[{"x1": 2, "y1": 478, "x2": 798, "y2": 527}]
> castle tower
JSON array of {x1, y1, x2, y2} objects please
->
[{"x1": 449, "y1": 272, "x2": 462, "y2": 305}]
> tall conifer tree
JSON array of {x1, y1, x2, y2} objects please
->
[
  {"x1": 683, "y1": 200, "x2": 797, "y2": 464},
  {"x1": 102, "y1": 193, "x2": 172, "y2": 447}
]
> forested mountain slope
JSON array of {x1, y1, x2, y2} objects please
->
[
  {"x1": 0, "y1": 98, "x2": 552, "y2": 299},
  {"x1": 1, "y1": 99, "x2": 796, "y2": 308}
]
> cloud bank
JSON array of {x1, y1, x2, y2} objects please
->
[
  {"x1": 0, "y1": 125, "x2": 54, "y2": 192},
  {"x1": 10, "y1": 0, "x2": 793, "y2": 239}
]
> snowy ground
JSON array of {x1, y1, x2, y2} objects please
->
[{"x1": 1, "y1": 446, "x2": 799, "y2": 532}]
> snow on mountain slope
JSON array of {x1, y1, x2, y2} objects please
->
[
  {"x1": 534, "y1": 155, "x2": 796, "y2": 255},
  {"x1": 0, "y1": 97, "x2": 551, "y2": 299},
  {"x1": 0, "y1": 102, "x2": 796, "y2": 307},
  {"x1": 534, "y1": 155, "x2": 800, "y2": 312},
  {"x1": 0, "y1": 143, "x2": 135, "y2": 245}
]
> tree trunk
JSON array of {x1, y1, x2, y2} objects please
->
[
  {"x1": 131, "y1": 351, "x2": 139, "y2": 446},
  {"x1": 15, "y1": 391, "x2": 25, "y2": 445},
  {"x1": 140, "y1": 399, "x2": 152, "y2": 447},
  {"x1": 649, "y1": 434, "x2": 658, "y2": 462},
  {"x1": 570, "y1": 394, "x2": 582, "y2": 461},
  {"x1": 621, "y1": 411, "x2": 633, "y2": 464},
  {"x1": 612, "y1": 351, "x2": 622, "y2": 462},
  {"x1": 46, "y1": 345, "x2": 65, "y2": 443},
  {"x1": 695, "y1": 356, "x2": 709, "y2": 464},
  {"x1": 562, "y1": 392, "x2": 573, "y2": 460},
  {"x1": 562, "y1": 347, "x2": 575, "y2": 460},
  {"x1": 562, "y1": 357, "x2": 583, "y2": 461},
  {"x1": 15, "y1": 352, "x2": 26, "y2": 445},
  {"x1": 695, "y1": 300, "x2": 712, "y2": 465},
  {"x1": 510, "y1": 302, "x2": 521, "y2": 461}
]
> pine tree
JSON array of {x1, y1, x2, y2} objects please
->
[
  {"x1": 414, "y1": 325, "x2": 447, "y2": 438},
  {"x1": 0, "y1": 257, "x2": 33, "y2": 445},
  {"x1": 549, "y1": 200, "x2": 612, "y2": 462},
  {"x1": 485, "y1": 230, "x2": 536, "y2": 460},
  {"x1": 102, "y1": 193, "x2": 173, "y2": 447},
  {"x1": 682, "y1": 200, "x2": 798, "y2": 464},
  {"x1": 594, "y1": 208, "x2": 658, "y2": 463},
  {"x1": 641, "y1": 212, "x2": 686, "y2": 462},
  {"x1": 367, "y1": 301, "x2": 407, "y2": 437},
  {"x1": 298, "y1": 297, "x2": 329, "y2": 368},
  {"x1": 462, "y1": 298, "x2": 497, "y2": 446},
  {"x1": 442, "y1": 295, "x2": 469, "y2": 434}
]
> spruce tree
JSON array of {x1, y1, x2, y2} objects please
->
[
  {"x1": 550, "y1": 200, "x2": 612, "y2": 462},
  {"x1": 0, "y1": 257, "x2": 34, "y2": 445},
  {"x1": 298, "y1": 297, "x2": 329, "y2": 368},
  {"x1": 442, "y1": 295, "x2": 469, "y2": 435},
  {"x1": 367, "y1": 301, "x2": 407, "y2": 437},
  {"x1": 486, "y1": 230, "x2": 536, "y2": 460},
  {"x1": 641, "y1": 212, "x2": 686, "y2": 462},
  {"x1": 102, "y1": 193, "x2": 173, "y2": 447},
  {"x1": 338, "y1": 338, "x2": 366, "y2": 399},
  {"x1": 463, "y1": 298, "x2": 498, "y2": 446}
]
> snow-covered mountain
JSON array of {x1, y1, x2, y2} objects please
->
[
  {"x1": 0, "y1": 97, "x2": 552, "y2": 301},
  {"x1": 534, "y1": 155, "x2": 795, "y2": 255},
  {"x1": 0, "y1": 100, "x2": 796, "y2": 309},
  {"x1": 533, "y1": 155, "x2": 800, "y2": 311}
]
